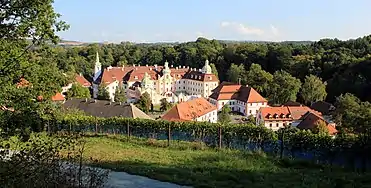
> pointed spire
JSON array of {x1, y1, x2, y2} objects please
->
[{"x1": 96, "y1": 51, "x2": 100, "y2": 63}]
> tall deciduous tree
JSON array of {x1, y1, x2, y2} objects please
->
[
  {"x1": 210, "y1": 63, "x2": 219, "y2": 78},
  {"x1": 66, "y1": 83, "x2": 91, "y2": 99},
  {"x1": 218, "y1": 105, "x2": 231, "y2": 125},
  {"x1": 0, "y1": 0, "x2": 69, "y2": 136},
  {"x1": 244, "y1": 63, "x2": 273, "y2": 95},
  {"x1": 301, "y1": 75, "x2": 327, "y2": 105},
  {"x1": 267, "y1": 70, "x2": 301, "y2": 105},
  {"x1": 137, "y1": 92, "x2": 151, "y2": 113},
  {"x1": 227, "y1": 64, "x2": 245, "y2": 84},
  {"x1": 97, "y1": 83, "x2": 110, "y2": 100},
  {"x1": 114, "y1": 86, "x2": 127, "y2": 103},
  {"x1": 160, "y1": 98, "x2": 172, "y2": 112}
]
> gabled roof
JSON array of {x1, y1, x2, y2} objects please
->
[
  {"x1": 311, "y1": 101, "x2": 335, "y2": 115},
  {"x1": 260, "y1": 105, "x2": 322, "y2": 121},
  {"x1": 162, "y1": 97, "x2": 217, "y2": 122},
  {"x1": 52, "y1": 93, "x2": 65, "y2": 101},
  {"x1": 182, "y1": 71, "x2": 219, "y2": 82},
  {"x1": 209, "y1": 82, "x2": 267, "y2": 103},
  {"x1": 63, "y1": 99, "x2": 153, "y2": 119},
  {"x1": 75, "y1": 74, "x2": 91, "y2": 87},
  {"x1": 297, "y1": 112, "x2": 338, "y2": 135}
]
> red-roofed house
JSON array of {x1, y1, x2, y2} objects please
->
[
  {"x1": 208, "y1": 82, "x2": 268, "y2": 117},
  {"x1": 92, "y1": 52, "x2": 219, "y2": 104},
  {"x1": 61, "y1": 73, "x2": 91, "y2": 96},
  {"x1": 297, "y1": 111, "x2": 338, "y2": 135},
  {"x1": 51, "y1": 92, "x2": 65, "y2": 102},
  {"x1": 256, "y1": 105, "x2": 325, "y2": 131},
  {"x1": 162, "y1": 97, "x2": 217, "y2": 123}
]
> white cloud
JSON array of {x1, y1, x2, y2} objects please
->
[{"x1": 220, "y1": 21, "x2": 264, "y2": 36}]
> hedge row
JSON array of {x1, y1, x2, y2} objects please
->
[{"x1": 53, "y1": 115, "x2": 371, "y2": 170}]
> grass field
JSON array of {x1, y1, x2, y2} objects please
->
[{"x1": 80, "y1": 134, "x2": 371, "y2": 188}]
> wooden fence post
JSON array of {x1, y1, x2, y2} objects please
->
[
  {"x1": 280, "y1": 131, "x2": 284, "y2": 159},
  {"x1": 127, "y1": 122, "x2": 130, "y2": 141},
  {"x1": 218, "y1": 126, "x2": 222, "y2": 149},
  {"x1": 167, "y1": 124, "x2": 171, "y2": 147},
  {"x1": 95, "y1": 118, "x2": 98, "y2": 135}
]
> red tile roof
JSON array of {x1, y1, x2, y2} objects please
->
[
  {"x1": 162, "y1": 97, "x2": 217, "y2": 122},
  {"x1": 297, "y1": 112, "x2": 338, "y2": 135},
  {"x1": 209, "y1": 82, "x2": 267, "y2": 102},
  {"x1": 52, "y1": 92, "x2": 65, "y2": 101},
  {"x1": 75, "y1": 74, "x2": 91, "y2": 87},
  {"x1": 260, "y1": 105, "x2": 321, "y2": 121},
  {"x1": 98, "y1": 65, "x2": 218, "y2": 85}
]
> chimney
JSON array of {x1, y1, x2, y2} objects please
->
[
  {"x1": 183, "y1": 66, "x2": 186, "y2": 68},
  {"x1": 171, "y1": 64, "x2": 173, "y2": 68},
  {"x1": 121, "y1": 65, "x2": 125, "y2": 71},
  {"x1": 85, "y1": 98, "x2": 87, "y2": 102},
  {"x1": 109, "y1": 101, "x2": 112, "y2": 105},
  {"x1": 176, "y1": 67, "x2": 178, "y2": 70},
  {"x1": 146, "y1": 64, "x2": 148, "y2": 67},
  {"x1": 154, "y1": 64, "x2": 158, "y2": 70},
  {"x1": 133, "y1": 64, "x2": 136, "y2": 67},
  {"x1": 149, "y1": 67, "x2": 152, "y2": 71},
  {"x1": 94, "y1": 99, "x2": 97, "y2": 103},
  {"x1": 79, "y1": 73, "x2": 82, "y2": 76}
]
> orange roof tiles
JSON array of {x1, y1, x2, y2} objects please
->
[
  {"x1": 162, "y1": 97, "x2": 217, "y2": 122},
  {"x1": 209, "y1": 82, "x2": 267, "y2": 103},
  {"x1": 260, "y1": 105, "x2": 323, "y2": 121},
  {"x1": 98, "y1": 65, "x2": 218, "y2": 85},
  {"x1": 51, "y1": 92, "x2": 65, "y2": 101},
  {"x1": 75, "y1": 74, "x2": 91, "y2": 87},
  {"x1": 260, "y1": 106, "x2": 293, "y2": 121}
]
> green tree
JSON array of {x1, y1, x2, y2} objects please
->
[
  {"x1": 114, "y1": 86, "x2": 127, "y2": 103},
  {"x1": 137, "y1": 92, "x2": 151, "y2": 113},
  {"x1": 0, "y1": 0, "x2": 69, "y2": 137},
  {"x1": 244, "y1": 63, "x2": 273, "y2": 95},
  {"x1": 97, "y1": 83, "x2": 110, "y2": 100},
  {"x1": 267, "y1": 70, "x2": 301, "y2": 105},
  {"x1": 218, "y1": 104, "x2": 231, "y2": 125},
  {"x1": 160, "y1": 98, "x2": 172, "y2": 112},
  {"x1": 313, "y1": 120, "x2": 329, "y2": 135},
  {"x1": 227, "y1": 64, "x2": 245, "y2": 84},
  {"x1": 301, "y1": 75, "x2": 327, "y2": 105},
  {"x1": 210, "y1": 63, "x2": 219, "y2": 78},
  {"x1": 66, "y1": 83, "x2": 91, "y2": 99}
]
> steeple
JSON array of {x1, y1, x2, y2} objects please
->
[{"x1": 93, "y1": 52, "x2": 102, "y2": 82}]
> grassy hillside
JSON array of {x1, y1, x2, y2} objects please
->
[{"x1": 81, "y1": 135, "x2": 371, "y2": 188}]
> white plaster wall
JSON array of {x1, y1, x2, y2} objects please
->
[
  {"x1": 246, "y1": 102, "x2": 268, "y2": 117},
  {"x1": 195, "y1": 109, "x2": 217, "y2": 123}
]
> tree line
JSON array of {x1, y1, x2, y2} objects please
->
[{"x1": 50, "y1": 36, "x2": 371, "y2": 105}]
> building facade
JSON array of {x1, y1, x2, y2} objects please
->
[
  {"x1": 208, "y1": 82, "x2": 268, "y2": 117},
  {"x1": 256, "y1": 105, "x2": 330, "y2": 131},
  {"x1": 92, "y1": 53, "x2": 219, "y2": 104}
]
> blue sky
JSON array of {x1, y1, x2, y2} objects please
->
[{"x1": 54, "y1": 0, "x2": 371, "y2": 43}]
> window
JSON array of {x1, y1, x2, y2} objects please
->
[
  {"x1": 249, "y1": 110, "x2": 252, "y2": 114},
  {"x1": 269, "y1": 123, "x2": 272, "y2": 127},
  {"x1": 183, "y1": 87, "x2": 185, "y2": 89},
  {"x1": 276, "y1": 123, "x2": 279, "y2": 127},
  {"x1": 183, "y1": 81, "x2": 185, "y2": 84}
]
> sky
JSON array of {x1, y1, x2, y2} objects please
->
[{"x1": 53, "y1": 0, "x2": 371, "y2": 43}]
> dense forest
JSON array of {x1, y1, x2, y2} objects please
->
[{"x1": 50, "y1": 36, "x2": 371, "y2": 104}]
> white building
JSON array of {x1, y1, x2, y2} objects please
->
[
  {"x1": 92, "y1": 52, "x2": 219, "y2": 103},
  {"x1": 256, "y1": 105, "x2": 325, "y2": 131},
  {"x1": 208, "y1": 82, "x2": 268, "y2": 117},
  {"x1": 162, "y1": 97, "x2": 217, "y2": 123}
]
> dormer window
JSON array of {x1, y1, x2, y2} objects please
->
[
  {"x1": 191, "y1": 75, "x2": 193, "y2": 79},
  {"x1": 209, "y1": 76, "x2": 212, "y2": 80},
  {"x1": 274, "y1": 114, "x2": 278, "y2": 118},
  {"x1": 134, "y1": 76, "x2": 138, "y2": 80}
]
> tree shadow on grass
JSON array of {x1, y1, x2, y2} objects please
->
[{"x1": 87, "y1": 151, "x2": 371, "y2": 188}]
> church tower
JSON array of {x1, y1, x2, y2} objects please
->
[
  {"x1": 201, "y1": 60, "x2": 212, "y2": 74},
  {"x1": 93, "y1": 52, "x2": 102, "y2": 82}
]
